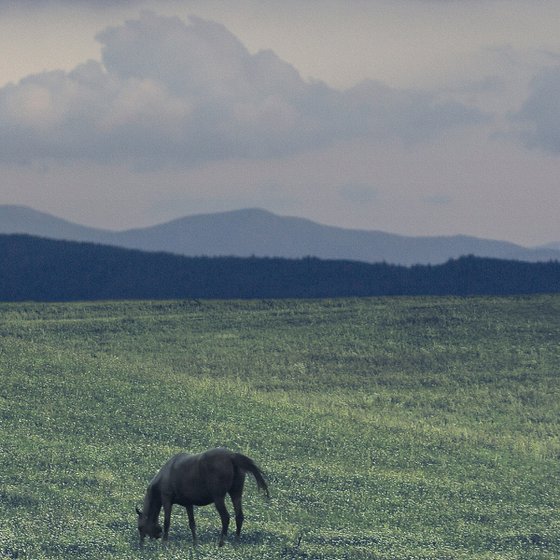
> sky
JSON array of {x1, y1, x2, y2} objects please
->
[{"x1": 1, "y1": 0, "x2": 560, "y2": 246}]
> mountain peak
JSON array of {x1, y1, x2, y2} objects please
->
[
  {"x1": 0, "y1": 204, "x2": 107, "y2": 240},
  {"x1": 1, "y1": 205, "x2": 559, "y2": 265}
]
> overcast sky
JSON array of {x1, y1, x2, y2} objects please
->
[{"x1": 1, "y1": 0, "x2": 560, "y2": 245}]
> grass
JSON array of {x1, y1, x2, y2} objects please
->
[{"x1": 0, "y1": 296, "x2": 559, "y2": 559}]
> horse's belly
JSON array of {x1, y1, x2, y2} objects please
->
[
  {"x1": 190, "y1": 497, "x2": 214, "y2": 507},
  {"x1": 174, "y1": 494, "x2": 214, "y2": 507}
]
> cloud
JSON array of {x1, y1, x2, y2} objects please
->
[
  {"x1": 423, "y1": 194, "x2": 452, "y2": 205},
  {"x1": 0, "y1": 12, "x2": 489, "y2": 167},
  {"x1": 338, "y1": 184, "x2": 378, "y2": 205},
  {"x1": 0, "y1": 0, "x2": 137, "y2": 6},
  {"x1": 512, "y1": 64, "x2": 560, "y2": 154}
]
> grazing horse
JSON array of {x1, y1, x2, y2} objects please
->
[{"x1": 136, "y1": 448, "x2": 269, "y2": 547}]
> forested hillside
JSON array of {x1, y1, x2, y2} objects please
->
[{"x1": 1, "y1": 234, "x2": 559, "y2": 301}]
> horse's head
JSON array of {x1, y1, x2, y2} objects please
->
[{"x1": 135, "y1": 506, "x2": 163, "y2": 543}]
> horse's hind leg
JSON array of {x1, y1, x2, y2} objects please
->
[
  {"x1": 213, "y1": 496, "x2": 230, "y2": 547},
  {"x1": 230, "y1": 471, "x2": 246, "y2": 538},
  {"x1": 230, "y1": 492, "x2": 244, "y2": 538}
]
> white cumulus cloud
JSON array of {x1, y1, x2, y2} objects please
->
[{"x1": 0, "y1": 12, "x2": 489, "y2": 168}]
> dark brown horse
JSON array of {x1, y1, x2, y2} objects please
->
[{"x1": 136, "y1": 448, "x2": 269, "y2": 547}]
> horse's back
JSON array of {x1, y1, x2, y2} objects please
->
[
  {"x1": 198, "y1": 448, "x2": 237, "y2": 490},
  {"x1": 160, "y1": 449, "x2": 236, "y2": 506},
  {"x1": 171, "y1": 448, "x2": 235, "y2": 475}
]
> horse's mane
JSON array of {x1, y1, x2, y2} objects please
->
[{"x1": 143, "y1": 482, "x2": 162, "y2": 522}]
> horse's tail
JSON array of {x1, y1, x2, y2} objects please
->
[{"x1": 233, "y1": 453, "x2": 270, "y2": 499}]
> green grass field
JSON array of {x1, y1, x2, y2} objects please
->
[{"x1": 1, "y1": 296, "x2": 559, "y2": 559}]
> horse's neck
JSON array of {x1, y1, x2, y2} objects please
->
[{"x1": 144, "y1": 483, "x2": 162, "y2": 522}]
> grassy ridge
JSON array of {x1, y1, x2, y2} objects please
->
[{"x1": 1, "y1": 296, "x2": 559, "y2": 559}]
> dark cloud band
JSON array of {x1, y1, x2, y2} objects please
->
[{"x1": 512, "y1": 65, "x2": 560, "y2": 154}]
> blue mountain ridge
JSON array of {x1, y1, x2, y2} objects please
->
[{"x1": 1, "y1": 205, "x2": 558, "y2": 265}]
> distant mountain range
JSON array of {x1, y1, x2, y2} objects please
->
[{"x1": 1, "y1": 205, "x2": 559, "y2": 265}]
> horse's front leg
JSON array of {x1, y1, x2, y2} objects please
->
[
  {"x1": 162, "y1": 498, "x2": 173, "y2": 542},
  {"x1": 185, "y1": 504, "x2": 197, "y2": 545},
  {"x1": 213, "y1": 496, "x2": 230, "y2": 547}
]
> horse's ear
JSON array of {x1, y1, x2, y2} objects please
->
[{"x1": 135, "y1": 506, "x2": 143, "y2": 517}]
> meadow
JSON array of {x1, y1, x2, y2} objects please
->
[{"x1": 0, "y1": 296, "x2": 559, "y2": 559}]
